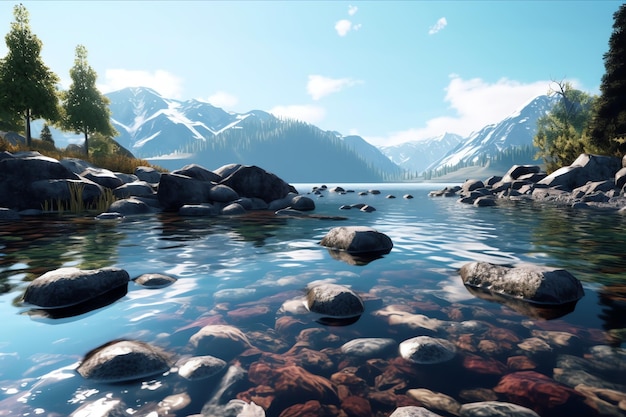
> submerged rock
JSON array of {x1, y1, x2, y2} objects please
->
[
  {"x1": 189, "y1": 324, "x2": 251, "y2": 358},
  {"x1": 77, "y1": 339, "x2": 171, "y2": 382},
  {"x1": 459, "y1": 401, "x2": 540, "y2": 417},
  {"x1": 133, "y1": 273, "x2": 177, "y2": 289},
  {"x1": 341, "y1": 338, "x2": 397, "y2": 358},
  {"x1": 399, "y1": 336, "x2": 456, "y2": 364},
  {"x1": 177, "y1": 355, "x2": 227, "y2": 381},
  {"x1": 389, "y1": 406, "x2": 444, "y2": 417},
  {"x1": 23, "y1": 267, "x2": 130, "y2": 308},
  {"x1": 305, "y1": 283, "x2": 364, "y2": 324},
  {"x1": 459, "y1": 261, "x2": 584, "y2": 305}
]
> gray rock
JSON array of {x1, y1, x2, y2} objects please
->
[
  {"x1": 474, "y1": 196, "x2": 496, "y2": 207},
  {"x1": 157, "y1": 173, "x2": 212, "y2": 211},
  {"x1": 399, "y1": 336, "x2": 457, "y2": 364},
  {"x1": 172, "y1": 164, "x2": 222, "y2": 182},
  {"x1": 177, "y1": 355, "x2": 227, "y2": 381},
  {"x1": 389, "y1": 406, "x2": 444, "y2": 417},
  {"x1": 306, "y1": 283, "x2": 364, "y2": 319},
  {"x1": 503, "y1": 165, "x2": 541, "y2": 182},
  {"x1": 59, "y1": 157, "x2": 95, "y2": 175},
  {"x1": 221, "y1": 202, "x2": 247, "y2": 215},
  {"x1": 95, "y1": 212, "x2": 124, "y2": 220},
  {"x1": 189, "y1": 325, "x2": 251, "y2": 358},
  {"x1": 462, "y1": 179, "x2": 485, "y2": 194},
  {"x1": 179, "y1": 204, "x2": 218, "y2": 217},
  {"x1": 616, "y1": 167, "x2": 626, "y2": 189},
  {"x1": 219, "y1": 165, "x2": 296, "y2": 203},
  {"x1": 341, "y1": 337, "x2": 397, "y2": 358},
  {"x1": 80, "y1": 167, "x2": 124, "y2": 189},
  {"x1": 23, "y1": 267, "x2": 130, "y2": 308},
  {"x1": 133, "y1": 273, "x2": 177, "y2": 288},
  {"x1": 108, "y1": 198, "x2": 153, "y2": 215},
  {"x1": 268, "y1": 192, "x2": 299, "y2": 211},
  {"x1": 114, "y1": 172, "x2": 139, "y2": 184},
  {"x1": 134, "y1": 166, "x2": 161, "y2": 183},
  {"x1": 360, "y1": 204, "x2": 377, "y2": 212},
  {"x1": 209, "y1": 184, "x2": 239, "y2": 203},
  {"x1": 538, "y1": 153, "x2": 622, "y2": 191},
  {"x1": 69, "y1": 397, "x2": 127, "y2": 417},
  {"x1": 460, "y1": 261, "x2": 584, "y2": 305},
  {"x1": 319, "y1": 226, "x2": 393, "y2": 255},
  {"x1": 113, "y1": 181, "x2": 155, "y2": 198},
  {"x1": 0, "y1": 207, "x2": 20, "y2": 220},
  {"x1": 289, "y1": 195, "x2": 315, "y2": 211},
  {"x1": 459, "y1": 401, "x2": 540, "y2": 417},
  {"x1": 77, "y1": 339, "x2": 172, "y2": 382}
]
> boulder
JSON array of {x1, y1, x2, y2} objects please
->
[
  {"x1": 113, "y1": 181, "x2": 155, "y2": 198},
  {"x1": 176, "y1": 355, "x2": 227, "y2": 381},
  {"x1": 179, "y1": 204, "x2": 218, "y2": 216},
  {"x1": 80, "y1": 167, "x2": 124, "y2": 189},
  {"x1": 220, "y1": 165, "x2": 296, "y2": 203},
  {"x1": 341, "y1": 338, "x2": 397, "y2": 358},
  {"x1": 538, "y1": 153, "x2": 622, "y2": 191},
  {"x1": 189, "y1": 324, "x2": 251, "y2": 358},
  {"x1": 60, "y1": 157, "x2": 95, "y2": 175},
  {"x1": 615, "y1": 167, "x2": 626, "y2": 189},
  {"x1": 399, "y1": 336, "x2": 457, "y2": 364},
  {"x1": 502, "y1": 165, "x2": 541, "y2": 182},
  {"x1": 221, "y1": 202, "x2": 247, "y2": 215},
  {"x1": 172, "y1": 163, "x2": 222, "y2": 182},
  {"x1": 0, "y1": 207, "x2": 20, "y2": 220},
  {"x1": 319, "y1": 226, "x2": 393, "y2": 255},
  {"x1": 305, "y1": 283, "x2": 364, "y2": 321},
  {"x1": 77, "y1": 339, "x2": 172, "y2": 382},
  {"x1": 461, "y1": 179, "x2": 485, "y2": 194},
  {"x1": 208, "y1": 184, "x2": 239, "y2": 203},
  {"x1": 157, "y1": 173, "x2": 212, "y2": 211},
  {"x1": 23, "y1": 267, "x2": 130, "y2": 308},
  {"x1": 289, "y1": 195, "x2": 315, "y2": 211},
  {"x1": 459, "y1": 261, "x2": 584, "y2": 305},
  {"x1": 134, "y1": 166, "x2": 161, "y2": 183},
  {"x1": 108, "y1": 197, "x2": 154, "y2": 215}
]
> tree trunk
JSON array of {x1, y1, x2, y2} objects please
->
[
  {"x1": 25, "y1": 109, "x2": 31, "y2": 147},
  {"x1": 84, "y1": 129, "x2": 89, "y2": 156}
]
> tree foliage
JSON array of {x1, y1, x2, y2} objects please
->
[
  {"x1": 40, "y1": 123, "x2": 54, "y2": 145},
  {"x1": 587, "y1": 3, "x2": 626, "y2": 156},
  {"x1": 60, "y1": 45, "x2": 116, "y2": 155},
  {"x1": 0, "y1": 4, "x2": 59, "y2": 145},
  {"x1": 533, "y1": 81, "x2": 596, "y2": 172}
]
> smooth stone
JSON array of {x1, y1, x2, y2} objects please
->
[
  {"x1": 133, "y1": 273, "x2": 177, "y2": 289},
  {"x1": 69, "y1": 397, "x2": 127, "y2": 417},
  {"x1": 189, "y1": 324, "x2": 251, "y2": 357},
  {"x1": 459, "y1": 401, "x2": 540, "y2": 417},
  {"x1": 77, "y1": 339, "x2": 172, "y2": 382},
  {"x1": 399, "y1": 336, "x2": 456, "y2": 364},
  {"x1": 305, "y1": 283, "x2": 364, "y2": 319},
  {"x1": 389, "y1": 406, "x2": 444, "y2": 417},
  {"x1": 341, "y1": 338, "x2": 397, "y2": 358},
  {"x1": 319, "y1": 226, "x2": 393, "y2": 255},
  {"x1": 407, "y1": 388, "x2": 461, "y2": 415},
  {"x1": 177, "y1": 355, "x2": 227, "y2": 381},
  {"x1": 179, "y1": 204, "x2": 218, "y2": 216}
]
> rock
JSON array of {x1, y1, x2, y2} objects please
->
[
  {"x1": 60, "y1": 157, "x2": 95, "y2": 175},
  {"x1": 95, "y1": 212, "x2": 124, "y2": 220},
  {"x1": 77, "y1": 339, "x2": 172, "y2": 382},
  {"x1": 461, "y1": 179, "x2": 485, "y2": 194},
  {"x1": 189, "y1": 324, "x2": 251, "y2": 358},
  {"x1": 80, "y1": 167, "x2": 124, "y2": 189},
  {"x1": 113, "y1": 181, "x2": 155, "y2": 198},
  {"x1": 459, "y1": 401, "x2": 540, "y2": 417},
  {"x1": 406, "y1": 388, "x2": 461, "y2": 415},
  {"x1": 459, "y1": 261, "x2": 584, "y2": 305},
  {"x1": 69, "y1": 397, "x2": 127, "y2": 417},
  {"x1": 305, "y1": 283, "x2": 364, "y2": 323},
  {"x1": 201, "y1": 399, "x2": 264, "y2": 417},
  {"x1": 209, "y1": 184, "x2": 239, "y2": 203},
  {"x1": 179, "y1": 204, "x2": 218, "y2": 216},
  {"x1": 172, "y1": 164, "x2": 223, "y2": 182},
  {"x1": 341, "y1": 396, "x2": 371, "y2": 417},
  {"x1": 133, "y1": 273, "x2": 177, "y2": 288},
  {"x1": 341, "y1": 338, "x2": 397, "y2": 358},
  {"x1": 177, "y1": 355, "x2": 227, "y2": 381},
  {"x1": 474, "y1": 196, "x2": 496, "y2": 207},
  {"x1": 493, "y1": 371, "x2": 594, "y2": 416},
  {"x1": 616, "y1": 167, "x2": 626, "y2": 189},
  {"x1": 157, "y1": 173, "x2": 212, "y2": 211},
  {"x1": 503, "y1": 165, "x2": 541, "y2": 182},
  {"x1": 108, "y1": 197, "x2": 153, "y2": 215},
  {"x1": 289, "y1": 195, "x2": 315, "y2": 211},
  {"x1": 399, "y1": 336, "x2": 456, "y2": 364},
  {"x1": 389, "y1": 406, "x2": 444, "y2": 417},
  {"x1": 360, "y1": 205, "x2": 376, "y2": 212},
  {"x1": 221, "y1": 202, "x2": 247, "y2": 215},
  {"x1": 0, "y1": 207, "x2": 20, "y2": 220},
  {"x1": 319, "y1": 226, "x2": 393, "y2": 255},
  {"x1": 404, "y1": 194, "x2": 414, "y2": 199},
  {"x1": 220, "y1": 165, "x2": 296, "y2": 203},
  {"x1": 134, "y1": 166, "x2": 162, "y2": 183},
  {"x1": 277, "y1": 400, "x2": 339, "y2": 417},
  {"x1": 538, "y1": 153, "x2": 622, "y2": 191},
  {"x1": 23, "y1": 267, "x2": 130, "y2": 308},
  {"x1": 258, "y1": 364, "x2": 339, "y2": 407}
]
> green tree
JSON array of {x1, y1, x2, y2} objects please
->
[
  {"x1": 60, "y1": 45, "x2": 116, "y2": 155},
  {"x1": 40, "y1": 123, "x2": 54, "y2": 145},
  {"x1": 533, "y1": 81, "x2": 596, "y2": 172},
  {"x1": 0, "y1": 4, "x2": 60, "y2": 146},
  {"x1": 587, "y1": 4, "x2": 626, "y2": 156}
]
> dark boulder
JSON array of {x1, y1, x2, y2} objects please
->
[{"x1": 220, "y1": 165, "x2": 297, "y2": 203}]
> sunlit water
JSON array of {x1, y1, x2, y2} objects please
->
[{"x1": 0, "y1": 183, "x2": 625, "y2": 416}]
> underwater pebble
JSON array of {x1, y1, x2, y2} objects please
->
[{"x1": 399, "y1": 336, "x2": 456, "y2": 364}]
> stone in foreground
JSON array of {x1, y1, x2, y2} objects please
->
[
  {"x1": 23, "y1": 267, "x2": 130, "y2": 308},
  {"x1": 459, "y1": 401, "x2": 539, "y2": 417},
  {"x1": 459, "y1": 261, "x2": 584, "y2": 305},
  {"x1": 176, "y1": 355, "x2": 227, "y2": 381},
  {"x1": 399, "y1": 336, "x2": 457, "y2": 364},
  {"x1": 306, "y1": 283, "x2": 364, "y2": 323},
  {"x1": 319, "y1": 226, "x2": 393, "y2": 255},
  {"x1": 389, "y1": 406, "x2": 444, "y2": 417},
  {"x1": 77, "y1": 339, "x2": 171, "y2": 382}
]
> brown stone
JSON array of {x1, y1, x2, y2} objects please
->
[
  {"x1": 237, "y1": 385, "x2": 275, "y2": 410},
  {"x1": 273, "y1": 365, "x2": 340, "y2": 405},
  {"x1": 462, "y1": 354, "x2": 507, "y2": 375},
  {"x1": 227, "y1": 305, "x2": 272, "y2": 322},
  {"x1": 507, "y1": 355, "x2": 537, "y2": 371},
  {"x1": 278, "y1": 400, "x2": 340, "y2": 417},
  {"x1": 341, "y1": 396, "x2": 372, "y2": 417}
]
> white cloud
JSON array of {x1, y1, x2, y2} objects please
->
[
  {"x1": 335, "y1": 19, "x2": 353, "y2": 37},
  {"x1": 204, "y1": 91, "x2": 239, "y2": 108},
  {"x1": 428, "y1": 17, "x2": 447, "y2": 35},
  {"x1": 307, "y1": 75, "x2": 363, "y2": 100},
  {"x1": 365, "y1": 75, "x2": 552, "y2": 146},
  {"x1": 269, "y1": 105, "x2": 326, "y2": 124},
  {"x1": 98, "y1": 69, "x2": 183, "y2": 98},
  {"x1": 348, "y1": 5, "x2": 358, "y2": 16}
]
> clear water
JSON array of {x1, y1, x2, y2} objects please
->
[{"x1": 0, "y1": 183, "x2": 625, "y2": 416}]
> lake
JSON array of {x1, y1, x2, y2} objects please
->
[{"x1": 0, "y1": 183, "x2": 625, "y2": 417}]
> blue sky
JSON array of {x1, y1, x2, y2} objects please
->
[{"x1": 0, "y1": 1, "x2": 621, "y2": 146}]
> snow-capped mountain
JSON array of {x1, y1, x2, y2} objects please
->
[
  {"x1": 342, "y1": 135, "x2": 404, "y2": 178},
  {"x1": 379, "y1": 133, "x2": 464, "y2": 174},
  {"x1": 426, "y1": 95, "x2": 558, "y2": 173}
]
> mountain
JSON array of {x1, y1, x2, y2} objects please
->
[
  {"x1": 379, "y1": 133, "x2": 464, "y2": 174},
  {"x1": 342, "y1": 135, "x2": 404, "y2": 179},
  {"x1": 425, "y1": 95, "x2": 558, "y2": 175}
]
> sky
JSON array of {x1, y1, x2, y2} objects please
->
[{"x1": 0, "y1": 1, "x2": 621, "y2": 147}]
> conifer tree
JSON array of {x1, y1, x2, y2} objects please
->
[
  {"x1": 60, "y1": 45, "x2": 116, "y2": 155},
  {"x1": 0, "y1": 4, "x2": 60, "y2": 146},
  {"x1": 587, "y1": 4, "x2": 626, "y2": 155},
  {"x1": 40, "y1": 123, "x2": 54, "y2": 145}
]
